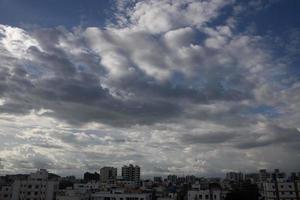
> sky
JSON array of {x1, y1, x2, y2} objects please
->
[{"x1": 0, "y1": 0, "x2": 300, "y2": 178}]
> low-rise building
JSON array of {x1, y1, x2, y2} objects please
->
[
  {"x1": 260, "y1": 181, "x2": 300, "y2": 200},
  {"x1": 11, "y1": 169, "x2": 59, "y2": 200},
  {"x1": 91, "y1": 191, "x2": 152, "y2": 200},
  {"x1": 188, "y1": 189, "x2": 222, "y2": 200},
  {"x1": 56, "y1": 187, "x2": 90, "y2": 200},
  {"x1": 0, "y1": 185, "x2": 12, "y2": 200}
]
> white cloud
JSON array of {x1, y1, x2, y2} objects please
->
[{"x1": 0, "y1": 0, "x2": 299, "y2": 176}]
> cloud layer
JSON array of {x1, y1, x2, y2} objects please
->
[{"x1": 0, "y1": 0, "x2": 299, "y2": 176}]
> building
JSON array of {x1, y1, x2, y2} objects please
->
[
  {"x1": 225, "y1": 172, "x2": 243, "y2": 182},
  {"x1": 56, "y1": 181, "x2": 100, "y2": 200},
  {"x1": 167, "y1": 175, "x2": 177, "y2": 184},
  {"x1": 186, "y1": 176, "x2": 196, "y2": 184},
  {"x1": 100, "y1": 167, "x2": 118, "y2": 183},
  {"x1": 74, "y1": 182, "x2": 100, "y2": 192},
  {"x1": 189, "y1": 182, "x2": 223, "y2": 200},
  {"x1": 122, "y1": 165, "x2": 140, "y2": 185},
  {"x1": 259, "y1": 169, "x2": 299, "y2": 200},
  {"x1": 0, "y1": 185, "x2": 12, "y2": 200},
  {"x1": 84, "y1": 172, "x2": 100, "y2": 182},
  {"x1": 11, "y1": 169, "x2": 59, "y2": 200},
  {"x1": 154, "y1": 177, "x2": 162, "y2": 183},
  {"x1": 260, "y1": 181, "x2": 300, "y2": 200},
  {"x1": 188, "y1": 189, "x2": 222, "y2": 200},
  {"x1": 56, "y1": 187, "x2": 90, "y2": 200},
  {"x1": 91, "y1": 191, "x2": 152, "y2": 200},
  {"x1": 245, "y1": 173, "x2": 260, "y2": 183}
]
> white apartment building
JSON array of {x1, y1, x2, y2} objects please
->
[
  {"x1": 260, "y1": 181, "x2": 300, "y2": 200},
  {"x1": 11, "y1": 169, "x2": 59, "y2": 200},
  {"x1": 91, "y1": 191, "x2": 152, "y2": 200}
]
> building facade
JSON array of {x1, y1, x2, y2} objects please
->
[
  {"x1": 11, "y1": 169, "x2": 59, "y2": 200},
  {"x1": 100, "y1": 167, "x2": 118, "y2": 183},
  {"x1": 260, "y1": 181, "x2": 300, "y2": 200},
  {"x1": 225, "y1": 172, "x2": 243, "y2": 182},
  {"x1": 0, "y1": 185, "x2": 12, "y2": 200},
  {"x1": 91, "y1": 191, "x2": 151, "y2": 200},
  {"x1": 121, "y1": 165, "x2": 140, "y2": 185},
  {"x1": 188, "y1": 190, "x2": 222, "y2": 200}
]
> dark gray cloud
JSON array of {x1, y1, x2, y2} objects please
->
[{"x1": 235, "y1": 125, "x2": 300, "y2": 149}]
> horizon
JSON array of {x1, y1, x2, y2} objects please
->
[{"x1": 0, "y1": 0, "x2": 300, "y2": 177}]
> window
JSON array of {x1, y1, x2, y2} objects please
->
[{"x1": 205, "y1": 195, "x2": 209, "y2": 199}]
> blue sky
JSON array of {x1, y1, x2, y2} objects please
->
[
  {"x1": 0, "y1": 0, "x2": 112, "y2": 27},
  {"x1": 0, "y1": 0, "x2": 300, "y2": 177}
]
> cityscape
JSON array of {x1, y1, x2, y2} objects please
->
[
  {"x1": 1, "y1": 166, "x2": 300, "y2": 200},
  {"x1": 0, "y1": 0, "x2": 300, "y2": 200}
]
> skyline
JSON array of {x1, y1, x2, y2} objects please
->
[{"x1": 0, "y1": 0, "x2": 300, "y2": 177}]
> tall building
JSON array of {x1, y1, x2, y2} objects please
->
[
  {"x1": 100, "y1": 167, "x2": 117, "y2": 183},
  {"x1": 11, "y1": 169, "x2": 59, "y2": 200},
  {"x1": 121, "y1": 164, "x2": 140, "y2": 184}
]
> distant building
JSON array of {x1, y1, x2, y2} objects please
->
[
  {"x1": 186, "y1": 175, "x2": 196, "y2": 184},
  {"x1": 154, "y1": 177, "x2": 162, "y2": 183},
  {"x1": 259, "y1": 169, "x2": 271, "y2": 182},
  {"x1": 188, "y1": 187, "x2": 222, "y2": 200},
  {"x1": 225, "y1": 172, "x2": 243, "y2": 182},
  {"x1": 11, "y1": 169, "x2": 59, "y2": 200},
  {"x1": 100, "y1": 167, "x2": 117, "y2": 183},
  {"x1": 84, "y1": 172, "x2": 100, "y2": 182},
  {"x1": 122, "y1": 165, "x2": 141, "y2": 185},
  {"x1": 245, "y1": 173, "x2": 260, "y2": 183},
  {"x1": 167, "y1": 175, "x2": 177, "y2": 183}
]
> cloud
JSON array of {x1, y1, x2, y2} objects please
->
[
  {"x1": 0, "y1": 0, "x2": 299, "y2": 175},
  {"x1": 181, "y1": 132, "x2": 236, "y2": 144},
  {"x1": 235, "y1": 124, "x2": 300, "y2": 149}
]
